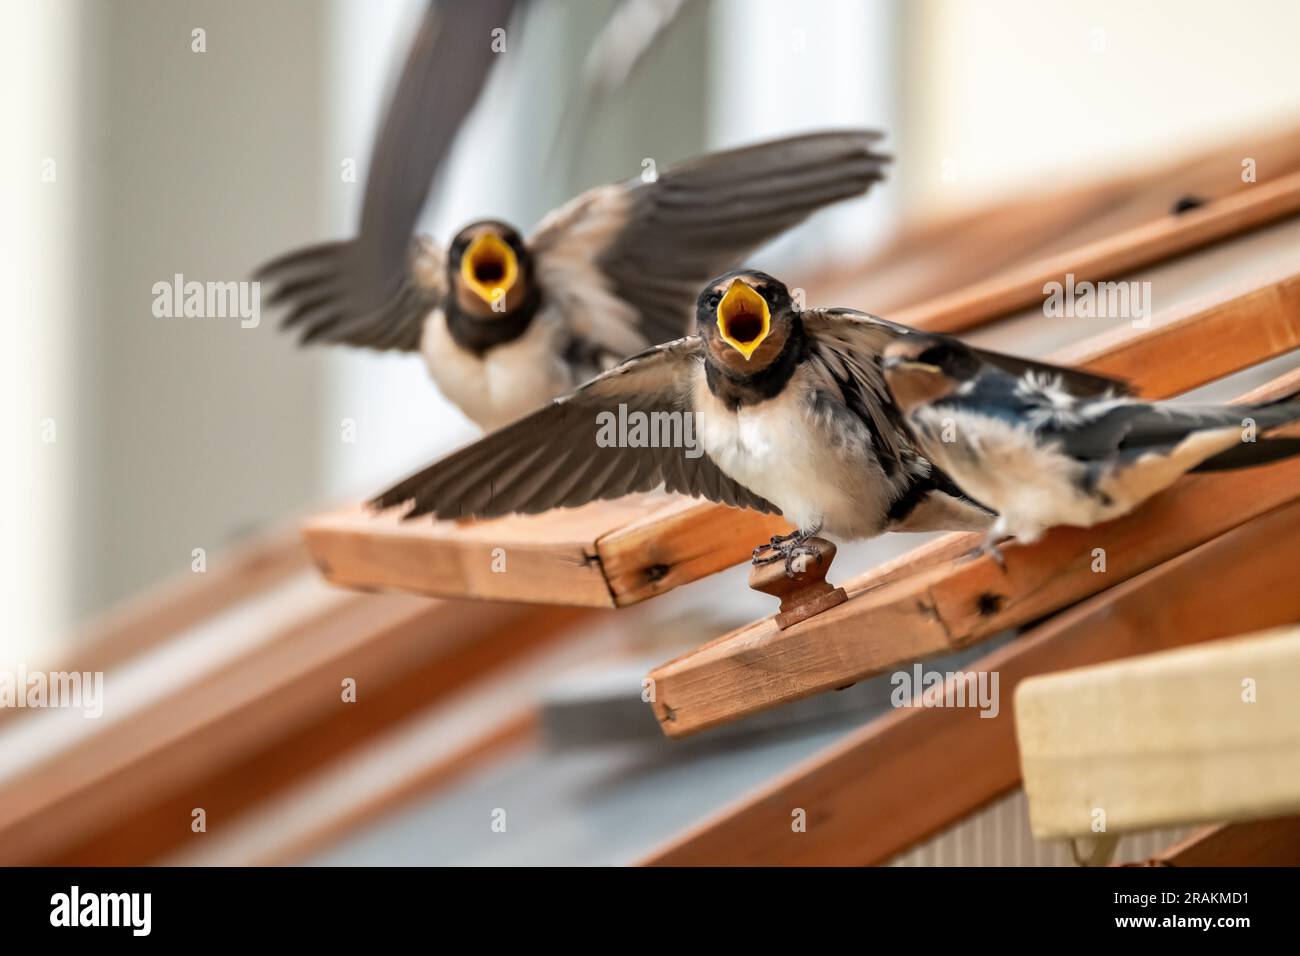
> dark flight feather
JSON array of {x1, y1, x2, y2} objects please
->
[{"x1": 372, "y1": 339, "x2": 779, "y2": 520}]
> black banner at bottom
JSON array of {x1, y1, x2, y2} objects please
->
[{"x1": 0, "y1": 864, "x2": 1279, "y2": 941}]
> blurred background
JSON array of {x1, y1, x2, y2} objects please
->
[{"x1": 5, "y1": 0, "x2": 1300, "y2": 866}]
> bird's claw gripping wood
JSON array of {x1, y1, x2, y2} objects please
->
[
  {"x1": 983, "y1": 536, "x2": 1007, "y2": 572},
  {"x1": 964, "y1": 535, "x2": 1007, "y2": 571},
  {"x1": 747, "y1": 535, "x2": 847, "y2": 628},
  {"x1": 751, "y1": 528, "x2": 805, "y2": 560},
  {"x1": 752, "y1": 535, "x2": 823, "y2": 578}
]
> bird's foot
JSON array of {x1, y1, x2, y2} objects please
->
[
  {"x1": 984, "y1": 539, "x2": 1006, "y2": 571},
  {"x1": 751, "y1": 528, "x2": 803, "y2": 560},
  {"x1": 752, "y1": 536, "x2": 823, "y2": 577},
  {"x1": 962, "y1": 535, "x2": 1007, "y2": 571}
]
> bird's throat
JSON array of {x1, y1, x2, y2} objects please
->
[
  {"x1": 443, "y1": 288, "x2": 541, "y2": 357},
  {"x1": 705, "y1": 319, "x2": 804, "y2": 410}
]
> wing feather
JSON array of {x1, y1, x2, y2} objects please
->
[
  {"x1": 372, "y1": 338, "x2": 780, "y2": 519},
  {"x1": 530, "y1": 131, "x2": 890, "y2": 351},
  {"x1": 255, "y1": 0, "x2": 519, "y2": 352}
]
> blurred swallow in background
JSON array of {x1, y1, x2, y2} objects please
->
[
  {"x1": 547, "y1": 0, "x2": 698, "y2": 173},
  {"x1": 259, "y1": 129, "x2": 891, "y2": 430},
  {"x1": 882, "y1": 333, "x2": 1300, "y2": 557},
  {"x1": 373, "y1": 271, "x2": 1128, "y2": 570},
  {"x1": 253, "y1": 0, "x2": 880, "y2": 429}
]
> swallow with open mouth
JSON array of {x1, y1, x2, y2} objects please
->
[
  {"x1": 882, "y1": 332, "x2": 1300, "y2": 558},
  {"x1": 257, "y1": 131, "x2": 891, "y2": 430},
  {"x1": 372, "y1": 271, "x2": 1129, "y2": 571}
]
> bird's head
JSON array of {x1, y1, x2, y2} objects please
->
[
  {"x1": 449, "y1": 220, "x2": 531, "y2": 316},
  {"x1": 881, "y1": 334, "x2": 978, "y2": 413},
  {"x1": 697, "y1": 270, "x2": 798, "y2": 374}
]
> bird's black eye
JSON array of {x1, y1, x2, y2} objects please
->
[{"x1": 706, "y1": 292, "x2": 721, "y2": 309}]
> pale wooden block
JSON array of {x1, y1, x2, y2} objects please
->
[
  {"x1": 1016, "y1": 625, "x2": 1300, "y2": 838},
  {"x1": 303, "y1": 494, "x2": 790, "y2": 608}
]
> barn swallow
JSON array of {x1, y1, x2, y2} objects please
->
[
  {"x1": 372, "y1": 271, "x2": 1129, "y2": 571},
  {"x1": 258, "y1": 132, "x2": 891, "y2": 430},
  {"x1": 882, "y1": 333, "x2": 1300, "y2": 557}
]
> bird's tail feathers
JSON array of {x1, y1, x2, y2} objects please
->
[
  {"x1": 254, "y1": 238, "x2": 435, "y2": 352},
  {"x1": 1187, "y1": 398, "x2": 1300, "y2": 472},
  {"x1": 1192, "y1": 436, "x2": 1300, "y2": 473}
]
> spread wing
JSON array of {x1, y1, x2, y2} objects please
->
[
  {"x1": 529, "y1": 131, "x2": 890, "y2": 353},
  {"x1": 372, "y1": 338, "x2": 780, "y2": 520},
  {"x1": 800, "y1": 308, "x2": 914, "y2": 475},
  {"x1": 255, "y1": 0, "x2": 518, "y2": 351},
  {"x1": 258, "y1": 236, "x2": 444, "y2": 351},
  {"x1": 551, "y1": 0, "x2": 698, "y2": 162}
]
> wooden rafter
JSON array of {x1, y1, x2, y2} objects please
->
[
  {"x1": 1141, "y1": 816, "x2": 1300, "y2": 866},
  {"x1": 895, "y1": 170, "x2": 1300, "y2": 334},
  {"x1": 814, "y1": 124, "x2": 1300, "y2": 312},
  {"x1": 0, "y1": 586, "x2": 593, "y2": 865},
  {"x1": 641, "y1": 496, "x2": 1300, "y2": 866}
]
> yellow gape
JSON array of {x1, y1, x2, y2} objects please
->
[
  {"x1": 460, "y1": 232, "x2": 519, "y2": 305},
  {"x1": 716, "y1": 280, "x2": 771, "y2": 360}
]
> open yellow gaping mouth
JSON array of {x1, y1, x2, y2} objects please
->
[
  {"x1": 716, "y1": 280, "x2": 771, "y2": 360},
  {"x1": 460, "y1": 233, "x2": 519, "y2": 304}
]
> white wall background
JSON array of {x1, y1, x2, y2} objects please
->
[
  {"x1": 709, "y1": 0, "x2": 900, "y2": 270},
  {"x1": 901, "y1": 0, "x2": 1300, "y2": 216},
  {"x1": 5, "y1": 0, "x2": 335, "y2": 665},
  {"x1": 1, "y1": 1, "x2": 84, "y2": 669}
]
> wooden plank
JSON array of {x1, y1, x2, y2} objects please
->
[
  {"x1": 593, "y1": 497, "x2": 790, "y2": 606},
  {"x1": 893, "y1": 169, "x2": 1300, "y2": 334},
  {"x1": 157, "y1": 620, "x2": 640, "y2": 866},
  {"x1": 95, "y1": 709, "x2": 540, "y2": 868},
  {"x1": 647, "y1": 283, "x2": 1300, "y2": 737},
  {"x1": 306, "y1": 492, "x2": 790, "y2": 609},
  {"x1": 640, "y1": 496, "x2": 1300, "y2": 866},
  {"x1": 814, "y1": 125, "x2": 1300, "y2": 313},
  {"x1": 305, "y1": 500, "x2": 637, "y2": 607},
  {"x1": 232, "y1": 714, "x2": 539, "y2": 867},
  {"x1": 1055, "y1": 262, "x2": 1300, "y2": 391},
  {"x1": 0, "y1": 584, "x2": 593, "y2": 865},
  {"x1": 0, "y1": 524, "x2": 308, "y2": 732},
  {"x1": 1144, "y1": 817, "x2": 1300, "y2": 866},
  {"x1": 54, "y1": 525, "x2": 305, "y2": 674},
  {"x1": 1018, "y1": 626, "x2": 1300, "y2": 838}
]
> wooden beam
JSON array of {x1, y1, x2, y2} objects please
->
[
  {"x1": 640, "y1": 496, "x2": 1300, "y2": 865},
  {"x1": 30, "y1": 525, "x2": 306, "y2": 677},
  {"x1": 813, "y1": 124, "x2": 1300, "y2": 314},
  {"x1": 155, "y1": 612, "x2": 692, "y2": 865},
  {"x1": 304, "y1": 494, "x2": 791, "y2": 608},
  {"x1": 1018, "y1": 626, "x2": 1300, "y2": 838},
  {"x1": 1054, "y1": 262, "x2": 1300, "y2": 392},
  {"x1": 0, "y1": 524, "x2": 309, "y2": 735},
  {"x1": 647, "y1": 289, "x2": 1300, "y2": 737},
  {"x1": 207, "y1": 713, "x2": 539, "y2": 867},
  {"x1": 0, "y1": 584, "x2": 593, "y2": 865},
  {"x1": 1142, "y1": 817, "x2": 1300, "y2": 866},
  {"x1": 893, "y1": 169, "x2": 1300, "y2": 334}
]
